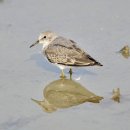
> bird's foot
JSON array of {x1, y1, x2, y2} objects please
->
[{"x1": 60, "y1": 74, "x2": 66, "y2": 79}]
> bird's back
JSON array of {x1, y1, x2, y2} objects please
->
[{"x1": 44, "y1": 37, "x2": 103, "y2": 66}]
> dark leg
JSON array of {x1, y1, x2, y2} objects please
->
[{"x1": 69, "y1": 68, "x2": 73, "y2": 79}]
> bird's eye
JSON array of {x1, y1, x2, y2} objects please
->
[{"x1": 44, "y1": 36, "x2": 46, "y2": 38}]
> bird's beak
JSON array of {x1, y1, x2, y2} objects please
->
[{"x1": 30, "y1": 40, "x2": 39, "y2": 48}]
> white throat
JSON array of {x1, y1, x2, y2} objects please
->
[{"x1": 42, "y1": 42, "x2": 50, "y2": 50}]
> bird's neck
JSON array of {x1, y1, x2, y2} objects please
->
[{"x1": 42, "y1": 42, "x2": 50, "y2": 50}]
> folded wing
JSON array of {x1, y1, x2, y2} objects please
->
[{"x1": 45, "y1": 37, "x2": 102, "y2": 66}]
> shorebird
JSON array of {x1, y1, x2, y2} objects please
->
[{"x1": 30, "y1": 31, "x2": 103, "y2": 78}]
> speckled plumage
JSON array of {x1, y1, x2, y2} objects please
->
[
  {"x1": 30, "y1": 31, "x2": 102, "y2": 77},
  {"x1": 44, "y1": 36, "x2": 102, "y2": 67}
]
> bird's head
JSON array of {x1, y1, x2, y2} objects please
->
[{"x1": 30, "y1": 31, "x2": 58, "y2": 48}]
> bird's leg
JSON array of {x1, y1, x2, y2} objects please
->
[
  {"x1": 60, "y1": 69, "x2": 66, "y2": 79},
  {"x1": 69, "y1": 68, "x2": 73, "y2": 79}
]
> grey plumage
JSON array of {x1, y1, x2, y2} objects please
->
[
  {"x1": 30, "y1": 31, "x2": 103, "y2": 77},
  {"x1": 44, "y1": 37, "x2": 103, "y2": 67}
]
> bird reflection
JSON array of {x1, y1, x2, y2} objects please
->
[
  {"x1": 118, "y1": 45, "x2": 130, "y2": 59},
  {"x1": 32, "y1": 77, "x2": 103, "y2": 113}
]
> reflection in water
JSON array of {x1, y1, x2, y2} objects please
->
[
  {"x1": 32, "y1": 78, "x2": 103, "y2": 113},
  {"x1": 119, "y1": 45, "x2": 130, "y2": 59},
  {"x1": 112, "y1": 88, "x2": 120, "y2": 103}
]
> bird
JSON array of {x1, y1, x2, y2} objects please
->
[{"x1": 30, "y1": 31, "x2": 103, "y2": 78}]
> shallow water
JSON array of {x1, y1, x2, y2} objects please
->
[{"x1": 0, "y1": 0, "x2": 130, "y2": 130}]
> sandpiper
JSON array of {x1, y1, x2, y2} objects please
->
[{"x1": 30, "y1": 31, "x2": 103, "y2": 78}]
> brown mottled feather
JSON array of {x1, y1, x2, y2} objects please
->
[{"x1": 44, "y1": 37, "x2": 103, "y2": 66}]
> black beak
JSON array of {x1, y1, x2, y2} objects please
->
[{"x1": 30, "y1": 40, "x2": 39, "y2": 48}]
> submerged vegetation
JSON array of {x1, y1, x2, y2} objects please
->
[{"x1": 119, "y1": 45, "x2": 130, "y2": 59}]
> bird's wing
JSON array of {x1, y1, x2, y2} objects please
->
[{"x1": 45, "y1": 37, "x2": 101, "y2": 66}]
